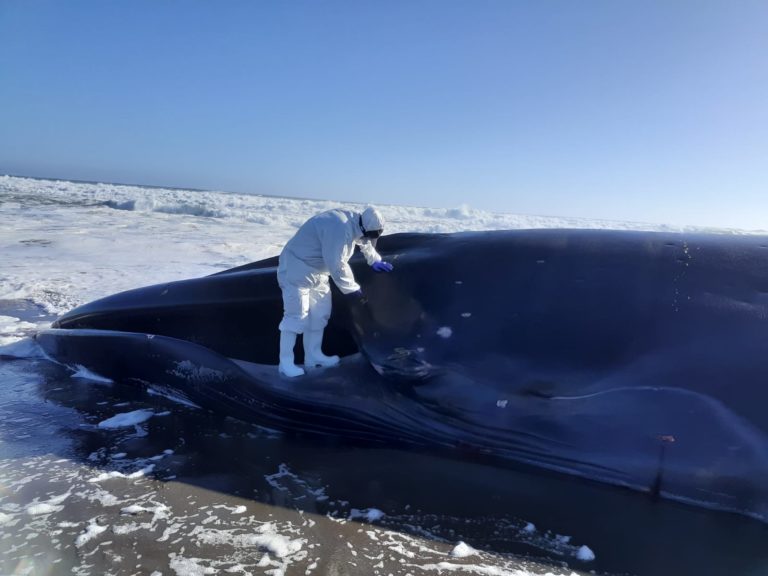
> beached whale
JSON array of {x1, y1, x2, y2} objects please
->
[{"x1": 36, "y1": 229, "x2": 768, "y2": 522}]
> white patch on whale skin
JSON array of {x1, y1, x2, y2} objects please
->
[
  {"x1": 71, "y1": 364, "x2": 114, "y2": 384},
  {"x1": 436, "y1": 326, "x2": 453, "y2": 338},
  {"x1": 577, "y1": 544, "x2": 596, "y2": 561},
  {"x1": 170, "y1": 360, "x2": 228, "y2": 384},
  {"x1": 97, "y1": 409, "x2": 154, "y2": 429}
]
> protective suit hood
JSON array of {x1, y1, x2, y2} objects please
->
[{"x1": 361, "y1": 207, "x2": 384, "y2": 234}]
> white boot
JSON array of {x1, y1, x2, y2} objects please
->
[
  {"x1": 278, "y1": 330, "x2": 305, "y2": 378},
  {"x1": 304, "y1": 329, "x2": 340, "y2": 368}
]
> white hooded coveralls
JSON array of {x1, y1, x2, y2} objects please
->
[{"x1": 277, "y1": 209, "x2": 382, "y2": 334}]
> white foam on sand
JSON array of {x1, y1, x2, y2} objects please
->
[
  {"x1": 75, "y1": 519, "x2": 108, "y2": 547},
  {"x1": 88, "y1": 464, "x2": 155, "y2": 483},
  {"x1": 265, "y1": 463, "x2": 329, "y2": 502},
  {"x1": 169, "y1": 555, "x2": 216, "y2": 575},
  {"x1": 120, "y1": 503, "x2": 168, "y2": 516},
  {"x1": 0, "y1": 512, "x2": 15, "y2": 525},
  {"x1": 0, "y1": 336, "x2": 45, "y2": 358},
  {"x1": 349, "y1": 508, "x2": 385, "y2": 522},
  {"x1": 26, "y1": 502, "x2": 64, "y2": 516},
  {"x1": 25, "y1": 490, "x2": 71, "y2": 516},
  {"x1": 213, "y1": 504, "x2": 248, "y2": 514},
  {"x1": 0, "y1": 446, "x2": 595, "y2": 576},
  {"x1": 0, "y1": 316, "x2": 41, "y2": 346},
  {"x1": 194, "y1": 527, "x2": 305, "y2": 558},
  {"x1": 450, "y1": 541, "x2": 479, "y2": 558}
]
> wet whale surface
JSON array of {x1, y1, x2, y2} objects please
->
[{"x1": 37, "y1": 229, "x2": 768, "y2": 522}]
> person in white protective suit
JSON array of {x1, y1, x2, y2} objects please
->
[{"x1": 276, "y1": 206, "x2": 394, "y2": 377}]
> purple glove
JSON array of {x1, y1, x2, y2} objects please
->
[{"x1": 371, "y1": 261, "x2": 393, "y2": 273}]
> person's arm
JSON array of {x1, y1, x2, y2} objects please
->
[
  {"x1": 358, "y1": 238, "x2": 394, "y2": 273},
  {"x1": 357, "y1": 238, "x2": 382, "y2": 266}
]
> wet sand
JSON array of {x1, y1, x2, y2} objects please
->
[{"x1": 1, "y1": 356, "x2": 768, "y2": 576}]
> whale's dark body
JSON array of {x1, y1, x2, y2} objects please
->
[{"x1": 37, "y1": 230, "x2": 768, "y2": 521}]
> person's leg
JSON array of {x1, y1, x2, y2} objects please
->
[
  {"x1": 278, "y1": 283, "x2": 310, "y2": 377},
  {"x1": 305, "y1": 278, "x2": 339, "y2": 367}
]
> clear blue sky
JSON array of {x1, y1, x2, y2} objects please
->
[{"x1": 2, "y1": 1, "x2": 767, "y2": 229}]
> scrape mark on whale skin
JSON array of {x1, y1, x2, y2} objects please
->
[
  {"x1": 148, "y1": 385, "x2": 201, "y2": 409},
  {"x1": 380, "y1": 348, "x2": 435, "y2": 380},
  {"x1": 169, "y1": 361, "x2": 229, "y2": 384}
]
